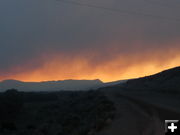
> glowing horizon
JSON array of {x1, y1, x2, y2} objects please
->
[
  {"x1": 0, "y1": 64, "x2": 179, "y2": 83},
  {"x1": 0, "y1": 0, "x2": 180, "y2": 83},
  {"x1": 1, "y1": 65, "x2": 179, "y2": 83},
  {"x1": 0, "y1": 47, "x2": 179, "y2": 83}
]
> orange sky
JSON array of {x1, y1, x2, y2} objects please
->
[
  {"x1": 1, "y1": 0, "x2": 180, "y2": 83},
  {"x1": 9, "y1": 57, "x2": 179, "y2": 83},
  {"x1": 0, "y1": 43, "x2": 179, "y2": 83}
]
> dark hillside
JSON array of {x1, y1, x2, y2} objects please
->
[{"x1": 124, "y1": 66, "x2": 180, "y2": 92}]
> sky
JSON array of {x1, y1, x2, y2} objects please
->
[{"x1": 0, "y1": 0, "x2": 180, "y2": 82}]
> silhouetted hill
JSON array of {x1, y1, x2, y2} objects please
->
[
  {"x1": 94, "y1": 67, "x2": 180, "y2": 135},
  {"x1": 124, "y1": 66, "x2": 180, "y2": 92},
  {"x1": 0, "y1": 67, "x2": 180, "y2": 135}
]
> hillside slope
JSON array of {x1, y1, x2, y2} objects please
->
[
  {"x1": 125, "y1": 66, "x2": 180, "y2": 92},
  {"x1": 96, "y1": 66, "x2": 180, "y2": 135}
]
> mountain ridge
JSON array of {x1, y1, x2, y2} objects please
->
[
  {"x1": 0, "y1": 79, "x2": 103, "y2": 92},
  {"x1": 0, "y1": 79, "x2": 125, "y2": 92},
  {"x1": 0, "y1": 66, "x2": 179, "y2": 92}
]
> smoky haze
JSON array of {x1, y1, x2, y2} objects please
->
[{"x1": 0, "y1": 0, "x2": 180, "y2": 81}]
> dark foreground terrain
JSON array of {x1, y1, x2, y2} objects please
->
[
  {"x1": 95, "y1": 66, "x2": 180, "y2": 135},
  {"x1": 0, "y1": 66, "x2": 180, "y2": 135},
  {"x1": 0, "y1": 90, "x2": 115, "y2": 135}
]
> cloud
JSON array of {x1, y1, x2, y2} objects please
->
[{"x1": 0, "y1": 0, "x2": 180, "y2": 81}]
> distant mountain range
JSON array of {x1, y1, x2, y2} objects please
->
[
  {"x1": 0, "y1": 66, "x2": 179, "y2": 135},
  {"x1": 0, "y1": 66, "x2": 179, "y2": 92},
  {"x1": 0, "y1": 79, "x2": 126, "y2": 92}
]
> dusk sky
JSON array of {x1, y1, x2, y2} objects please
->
[{"x1": 0, "y1": 0, "x2": 180, "y2": 82}]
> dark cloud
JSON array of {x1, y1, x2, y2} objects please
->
[{"x1": 0, "y1": 0, "x2": 180, "y2": 78}]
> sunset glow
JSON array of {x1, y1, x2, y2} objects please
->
[
  {"x1": 0, "y1": 0, "x2": 180, "y2": 83},
  {"x1": 0, "y1": 45, "x2": 179, "y2": 82}
]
